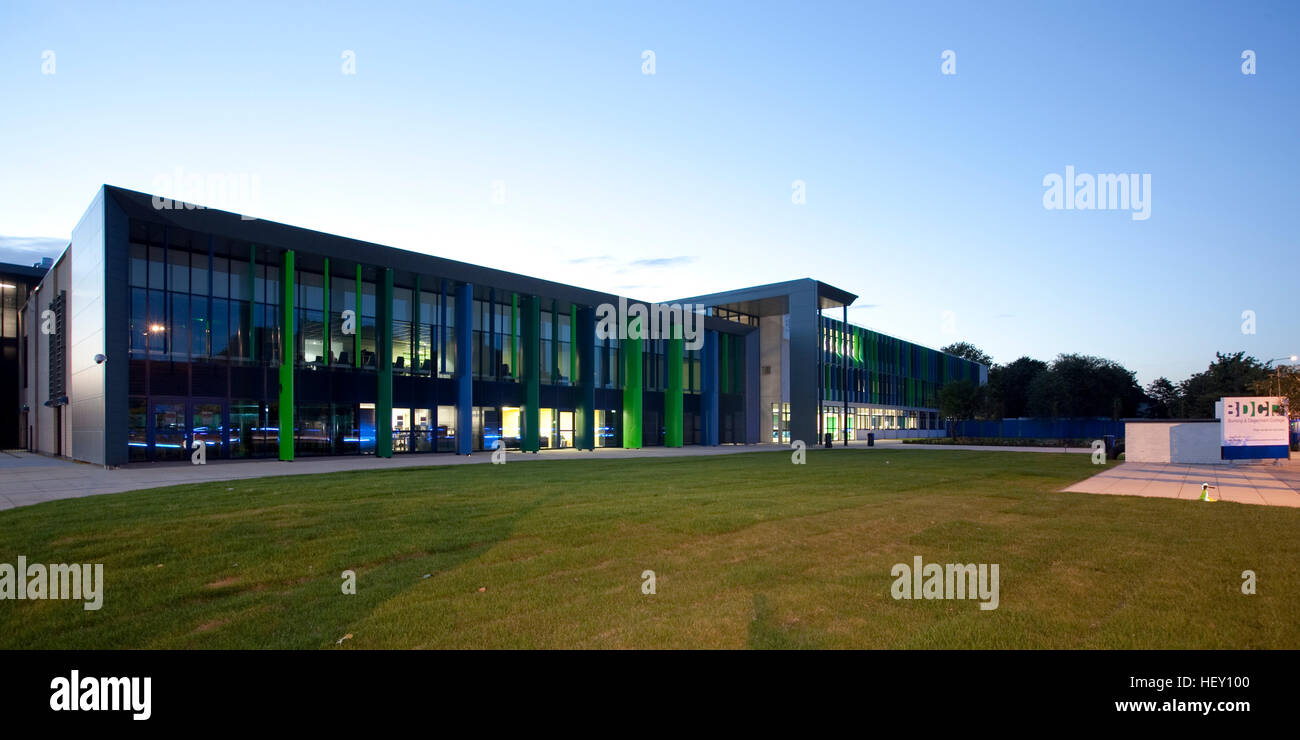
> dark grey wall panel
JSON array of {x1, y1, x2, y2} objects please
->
[{"x1": 103, "y1": 191, "x2": 131, "y2": 466}]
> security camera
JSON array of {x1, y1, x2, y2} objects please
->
[{"x1": 93, "y1": 354, "x2": 107, "y2": 365}]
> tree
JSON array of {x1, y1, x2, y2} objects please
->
[
  {"x1": 1249, "y1": 364, "x2": 1300, "y2": 418},
  {"x1": 940, "y1": 342, "x2": 992, "y2": 367},
  {"x1": 986, "y1": 356, "x2": 1048, "y2": 419},
  {"x1": 1177, "y1": 352, "x2": 1270, "y2": 418},
  {"x1": 1143, "y1": 376, "x2": 1182, "y2": 418},
  {"x1": 1026, "y1": 368, "x2": 1068, "y2": 418},
  {"x1": 938, "y1": 379, "x2": 983, "y2": 421},
  {"x1": 1026, "y1": 354, "x2": 1145, "y2": 419}
]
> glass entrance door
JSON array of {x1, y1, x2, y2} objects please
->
[
  {"x1": 148, "y1": 398, "x2": 226, "y2": 462},
  {"x1": 150, "y1": 399, "x2": 188, "y2": 462},
  {"x1": 191, "y1": 400, "x2": 225, "y2": 459}
]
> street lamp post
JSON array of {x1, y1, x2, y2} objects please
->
[{"x1": 1267, "y1": 354, "x2": 1299, "y2": 403}]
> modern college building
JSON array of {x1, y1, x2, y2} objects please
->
[{"x1": 18, "y1": 186, "x2": 985, "y2": 466}]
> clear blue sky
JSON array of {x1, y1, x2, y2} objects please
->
[{"x1": 1, "y1": 1, "x2": 1296, "y2": 385}]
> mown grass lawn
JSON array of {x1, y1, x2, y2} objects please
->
[{"x1": 1, "y1": 449, "x2": 1296, "y2": 649}]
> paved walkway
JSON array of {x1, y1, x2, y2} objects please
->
[
  {"x1": 0, "y1": 440, "x2": 1099, "y2": 512},
  {"x1": 1062, "y1": 459, "x2": 1300, "y2": 508}
]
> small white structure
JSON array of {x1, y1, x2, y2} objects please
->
[{"x1": 1124, "y1": 420, "x2": 1224, "y2": 464}]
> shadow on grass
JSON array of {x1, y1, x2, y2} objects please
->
[{"x1": 314, "y1": 478, "x2": 569, "y2": 645}]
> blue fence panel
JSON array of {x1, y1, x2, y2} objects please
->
[{"x1": 950, "y1": 419, "x2": 1126, "y2": 439}]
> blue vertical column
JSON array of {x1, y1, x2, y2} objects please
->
[
  {"x1": 455, "y1": 282, "x2": 473, "y2": 455},
  {"x1": 702, "y1": 329, "x2": 720, "y2": 446}
]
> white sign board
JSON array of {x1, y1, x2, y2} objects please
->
[{"x1": 1220, "y1": 397, "x2": 1289, "y2": 457}]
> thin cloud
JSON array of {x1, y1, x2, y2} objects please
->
[
  {"x1": 0, "y1": 236, "x2": 65, "y2": 265},
  {"x1": 625, "y1": 256, "x2": 696, "y2": 268}
]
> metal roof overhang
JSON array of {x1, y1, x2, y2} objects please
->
[{"x1": 674, "y1": 278, "x2": 858, "y2": 316}]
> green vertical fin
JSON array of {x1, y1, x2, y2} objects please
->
[{"x1": 278, "y1": 250, "x2": 295, "y2": 461}]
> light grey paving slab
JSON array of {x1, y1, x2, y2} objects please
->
[{"x1": 1063, "y1": 459, "x2": 1300, "y2": 508}]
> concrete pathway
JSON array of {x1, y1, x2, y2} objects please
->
[{"x1": 1062, "y1": 459, "x2": 1300, "y2": 508}]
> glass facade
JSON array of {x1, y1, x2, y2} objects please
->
[
  {"x1": 820, "y1": 404, "x2": 940, "y2": 436},
  {"x1": 28, "y1": 195, "x2": 989, "y2": 465},
  {"x1": 50, "y1": 188, "x2": 1021, "y2": 466},
  {"x1": 118, "y1": 216, "x2": 726, "y2": 462},
  {"x1": 819, "y1": 315, "x2": 982, "y2": 408}
]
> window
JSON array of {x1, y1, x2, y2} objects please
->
[
  {"x1": 417, "y1": 289, "x2": 438, "y2": 375},
  {"x1": 169, "y1": 291, "x2": 189, "y2": 358},
  {"x1": 360, "y1": 281, "x2": 376, "y2": 368},
  {"x1": 557, "y1": 309, "x2": 571, "y2": 384},
  {"x1": 212, "y1": 299, "x2": 231, "y2": 358},
  {"x1": 128, "y1": 397, "x2": 147, "y2": 462},
  {"x1": 190, "y1": 294, "x2": 209, "y2": 358},
  {"x1": 442, "y1": 290, "x2": 457, "y2": 377},
  {"x1": 392, "y1": 287, "x2": 412, "y2": 373},
  {"x1": 539, "y1": 308, "x2": 551, "y2": 383},
  {"x1": 130, "y1": 288, "x2": 148, "y2": 355},
  {"x1": 334, "y1": 404, "x2": 358, "y2": 454},
  {"x1": 300, "y1": 309, "x2": 325, "y2": 365},
  {"x1": 214, "y1": 257, "x2": 231, "y2": 299},
  {"x1": 168, "y1": 247, "x2": 189, "y2": 295},
  {"x1": 330, "y1": 275, "x2": 354, "y2": 365},
  {"x1": 147, "y1": 290, "x2": 165, "y2": 355},
  {"x1": 130, "y1": 243, "x2": 147, "y2": 287},
  {"x1": 497, "y1": 301, "x2": 515, "y2": 380},
  {"x1": 297, "y1": 404, "x2": 331, "y2": 455},
  {"x1": 437, "y1": 404, "x2": 456, "y2": 451},
  {"x1": 189, "y1": 251, "x2": 208, "y2": 297}
]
